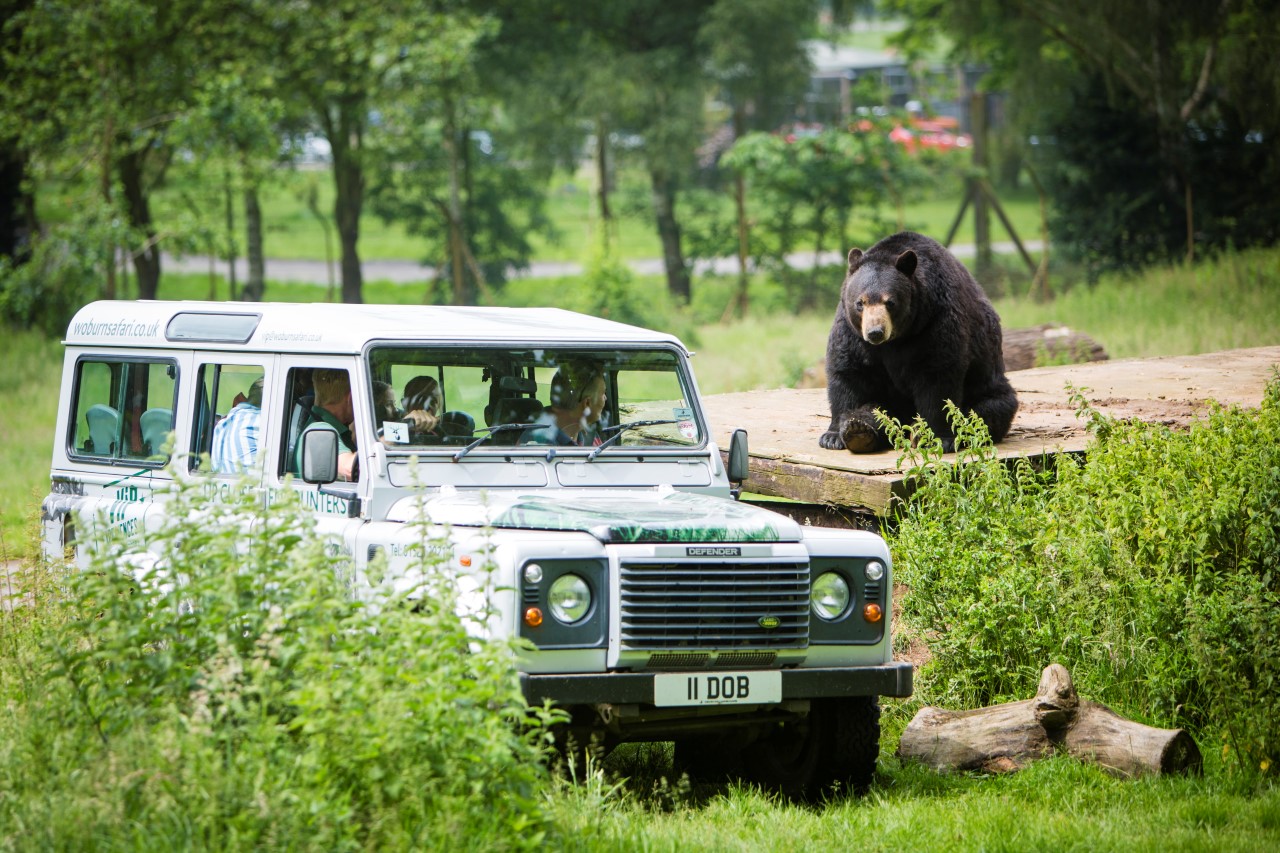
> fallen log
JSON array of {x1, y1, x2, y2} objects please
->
[
  {"x1": 1001, "y1": 324, "x2": 1108, "y2": 371},
  {"x1": 896, "y1": 664, "x2": 1202, "y2": 778}
]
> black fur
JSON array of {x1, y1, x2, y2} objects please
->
[{"x1": 819, "y1": 231, "x2": 1018, "y2": 453}]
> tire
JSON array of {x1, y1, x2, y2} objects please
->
[
  {"x1": 745, "y1": 697, "x2": 881, "y2": 801},
  {"x1": 823, "y1": 696, "x2": 881, "y2": 795}
]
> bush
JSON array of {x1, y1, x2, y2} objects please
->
[
  {"x1": 0, "y1": 470, "x2": 557, "y2": 848},
  {"x1": 887, "y1": 378, "x2": 1280, "y2": 778}
]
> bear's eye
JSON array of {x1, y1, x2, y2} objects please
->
[
  {"x1": 853, "y1": 298, "x2": 865, "y2": 310},
  {"x1": 884, "y1": 298, "x2": 895, "y2": 309}
]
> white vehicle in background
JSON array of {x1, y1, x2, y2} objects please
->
[{"x1": 43, "y1": 300, "x2": 912, "y2": 797}]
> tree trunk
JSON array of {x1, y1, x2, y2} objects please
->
[
  {"x1": 223, "y1": 163, "x2": 238, "y2": 301},
  {"x1": 332, "y1": 145, "x2": 364, "y2": 305},
  {"x1": 0, "y1": 146, "x2": 37, "y2": 262},
  {"x1": 596, "y1": 116, "x2": 612, "y2": 238},
  {"x1": 649, "y1": 166, "x2": 689, "y2": 303},
  {"x1": 897, "y1": 664, "x2": 1202, "y2": 779},
  {"x1": 444, "y1": 102, "x2": 468, "y2": 306},
  {"x1": 118, "y1": 149, "x2": 160, "y2": 300},
  {"x1": 731, "y1": 105, "x2": 750, "y2": 320},
  {"x1": 242, "y1": 182, "x2": 265, "y2": 302},
  {"x1": 970, "y1": 92, "x2": 993, "y2": 280}
]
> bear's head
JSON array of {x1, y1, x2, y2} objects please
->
[{"x1": 841, "y1": 247, "x2": 917, "y2": 345}]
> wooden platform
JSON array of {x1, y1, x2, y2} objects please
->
[{"x1": 702, "y1": 346, "x2": 1280, "y2": 518}]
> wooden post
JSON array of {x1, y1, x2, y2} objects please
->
[{"x1": 970, "y1": 93, "x2": 992, "y2": 278}]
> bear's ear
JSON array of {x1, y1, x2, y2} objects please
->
[
  {"x1": 846, "y1": 248, "x2": 863, "y2": 270},
  {"x1": 895, "y1": 249, "x2": 918, "y2": 278}
]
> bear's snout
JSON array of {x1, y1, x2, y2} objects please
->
[{"x1": 861, "y1": 304, "x2": 893, "y2": 344}]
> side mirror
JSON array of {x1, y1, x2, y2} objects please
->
[
  {"x1": 301, "y1": 426, "x2": 339, "y2": 484},
  {"x1": 728, "y1": 428, "x2": 749, "y2": 484}
]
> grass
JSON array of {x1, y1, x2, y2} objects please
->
[
  {"x1": 146, "y1": 162, "x2": 1043, "y2": 268},
  {"x1": 994, "y1": 246, "x2": 1280, "y2": 359},
  {"x1": 0, "y1": 333, "x2": 62, "y2": 560},
  {"x1": 547, "y1": 749, "x2": 1280, "y2": 851}
]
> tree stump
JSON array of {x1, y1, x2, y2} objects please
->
[{"x1": 896, "y1": 664, "x2": 1202, "y2": 778}]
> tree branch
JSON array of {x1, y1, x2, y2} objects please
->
[{"x1": 1020, "y1": 0, "x2": 1150, "y2": 101}]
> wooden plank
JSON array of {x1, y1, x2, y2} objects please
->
[{"x1": 702, "y1": 345, "x2": 1280, "y2": 516}]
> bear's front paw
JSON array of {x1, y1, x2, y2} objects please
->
[
  {"x1": 840, "y1": 416, "x2": 881, "y2": 453},
  {"x1": 818, "y1": 430, "x2": 846, "y2": 450}
]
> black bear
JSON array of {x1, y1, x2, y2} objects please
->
[{"x1": 819, "y1": 231, "x2": 1018, "y2": 453}]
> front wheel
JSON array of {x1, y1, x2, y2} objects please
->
[{"x1": 744, "y1": 697, "x2": 881, "y2": 800}]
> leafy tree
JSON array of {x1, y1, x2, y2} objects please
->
[
  {"x1": 265, "y1": 1, "x2": 476, "y2": 304},
  {"x1": 701, "y1": 0, "x2": 820, "y2": 317},
  {"x1": 487, "y1": 0, "x2": 720, "y2": 304},
  {"x1": 0, "y1": 0, "x2": 38, "y2": 274},
  {"x1": 5, "y1": 0, "x2": 231, "y2": 301},
  {"x1": 722, "y1": 112, "x2": 922, "y2": 309},
  {"x1": 887, "y1": 0, "x2": 1280, "y2": 268},
  {"x1": 369, "y1": 96, "x2": 555, "y2": 305}
]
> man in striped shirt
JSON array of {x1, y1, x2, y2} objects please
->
[{"x1": 212, "y1": 377, "x2": 264, "y2": 473}]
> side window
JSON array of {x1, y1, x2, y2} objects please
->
[
  {"x1": 190, "y1": 363, "x2": 267, "y2": 474},
  {"x1": 279, "y1": 366, "x2": 357, "y2": 479},
  {"x1": 70, "y1": 358, "x2": 177, "y2": 465}
]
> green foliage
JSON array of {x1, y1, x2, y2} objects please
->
[
  {"x1": 0, "y1": 472, "x2": 556, "y2": 847},
  {"x1": 0, "y1": 329, "x2": 61, "y2": 559},
  {"x1": 888, "y1": 382, "x2": 1280, "y2": 777},
  {"x1": 0, "y1": 206, "x2": 126, "y2": 335},
  {"x1": 721, "y1": 115, "x2": 938, "y2": 309},
  {"x1": 1033, "y1": 75, "x2": 1280, "y2": 280}
]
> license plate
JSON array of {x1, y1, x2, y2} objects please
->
[{"x1": 653, "y1": 670, "x2": 782, "y2": 707}]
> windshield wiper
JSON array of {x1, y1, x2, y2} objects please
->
[
  {"x1": 586, "y1": 419, "x2": 681, "y2": 462},
  {"x1": 452, "y1": 423, "x2": 529, "y2": 462}
]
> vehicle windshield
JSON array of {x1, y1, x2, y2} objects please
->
[{"x1": 366, "y1": 345, "x2": 703, "y2": 452}]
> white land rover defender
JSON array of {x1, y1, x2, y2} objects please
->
[{"x1": 43, "y1": 300, "x2": 911, "y2": 796}]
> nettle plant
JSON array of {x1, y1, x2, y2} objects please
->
[
  {"x1": 38, "y1": 464, "x2": 558, "y2": 846},
  {"x1": 884, "y1": 377, "x2": 1280, "y2": 778}
]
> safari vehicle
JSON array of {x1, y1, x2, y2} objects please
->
[{"x1": 42, "y1": 300, "x2": 912, "y2": 797}]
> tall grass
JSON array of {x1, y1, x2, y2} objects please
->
[
  {"x1": 546, "y1": 755, "x2": 1280, "y2": 851},
  {"x1": 0, "y1": 332, "x2": 61, "y2": 560},
  {"x1": 994, "y1": 246, "x2": 1280, "y2": 359}
]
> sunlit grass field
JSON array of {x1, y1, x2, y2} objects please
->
[{"x1": 146, "y1": 165, "x2": 1043, "y2": 267}]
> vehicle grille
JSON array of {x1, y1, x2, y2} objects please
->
[{"x1": 619, "y1": 560, "x2": 809, "y2": 650}]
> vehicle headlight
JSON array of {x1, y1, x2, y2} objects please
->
[
  {"x1": 548, "y1": 573, "x2": 591, "y2": 624},
  {"x1": 811, "y1": 571, "x2": 851, "y2": 621}
]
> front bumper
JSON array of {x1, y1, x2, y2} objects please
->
[{"x1": 520, "y1": 662, "x2": 913, "y2": 706}]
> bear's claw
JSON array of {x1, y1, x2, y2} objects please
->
[
  {"x1": 839, "y1": 416, "x2": 880, "y2": 453},
  {"x1": 818, "y1": 430, "x2": 846, "y2": 450}
]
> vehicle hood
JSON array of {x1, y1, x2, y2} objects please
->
[{"x1": 386, "y1": 487, "x2": 802, "y2": 544}]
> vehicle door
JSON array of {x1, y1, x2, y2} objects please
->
[
  {"x1": 266, "y1": 357, "x2": 368, "y2": 592},
  {"x1": 52, "y1": 350, "x2": 185, "y2": 565}
]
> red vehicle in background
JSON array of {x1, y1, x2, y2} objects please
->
[{"x1": 887, "y1": 116, "x2": 971, "y2": 153}]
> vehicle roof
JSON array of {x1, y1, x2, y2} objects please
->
[{"x1": 63, "y1": 300, "x2": 688, "y2": 354}]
